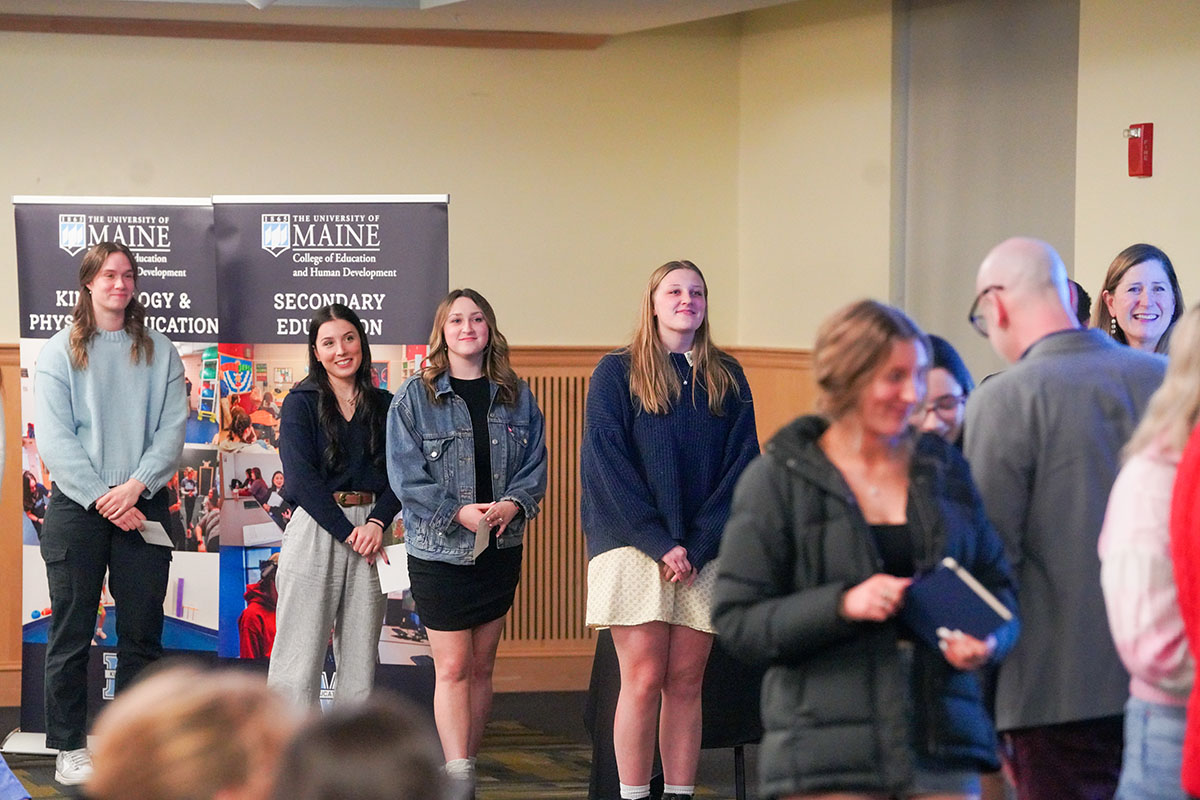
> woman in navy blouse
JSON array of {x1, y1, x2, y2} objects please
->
[{"x1": 267, "y1": 303, "x2": 400, "y2": 708}]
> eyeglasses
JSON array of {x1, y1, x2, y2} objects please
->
[
  {"x1": 918, "y1": 393, "x2": 966, "y2": 419},
  {"x1": 968, "y1": 285, "x2": 1005, "y2": 337}
]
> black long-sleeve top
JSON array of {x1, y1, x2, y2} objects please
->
[{"x1": 279, "y1": 378, "x2": 401, "y2": 541}]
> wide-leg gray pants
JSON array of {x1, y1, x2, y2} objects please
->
[{"x1": 267, "y1": 504, "x2": 386, "y2": 707}]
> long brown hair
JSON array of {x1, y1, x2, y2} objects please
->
[
  {"x1": 421, "y1": 288, "x2": 520, "y2": 406},
  {"x1": 69, "y1": 242, "x2": 153, "y2": 369},
  {"x1": 627, "y1": 260, "x2": 737, "y2": 415},
  {"x1": 1092, "y1": 243, "x2": 1184, "y2": 354}
]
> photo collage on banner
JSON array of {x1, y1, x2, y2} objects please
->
[
  {"x1": 14, "y1": 194, "x2": 448, "y2": 727},
  {"x1": 213, "y1": 195, "x2": 447, "y2": 698}
]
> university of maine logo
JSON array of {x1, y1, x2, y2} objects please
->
[
  {"x1": 261, "y1": 214, "x2": 291, "y2": 257},
  {"x1": 59, "y1": 214, "x2": 87, "y2": 257}
]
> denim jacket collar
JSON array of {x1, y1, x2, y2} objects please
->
[{"x1": 434, "y1": 370, "x2": 496, "y2": 404}]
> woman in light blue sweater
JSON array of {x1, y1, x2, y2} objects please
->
[{"x1": 33, "y1": 242, "x2": 186, "y2": 786}]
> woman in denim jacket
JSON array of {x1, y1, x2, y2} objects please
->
[{"x1": 388, "y1": 288, "x2": 547, "y2": 794}]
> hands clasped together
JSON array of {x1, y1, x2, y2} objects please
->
[
  {"x1": 456, "y1": 499, "x2": 521, "y2": 536},
  {"x1": 659, "y1": 545, "x2": 696, "y2": 586},
  {"x1": 345, "y1": 519, "x2": 390, "y2": 566},
  {"x1": 95, "y1": 479, "x2": 148, "y2": 532}
]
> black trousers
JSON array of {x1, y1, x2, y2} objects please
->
[{"x1": 40, "y1": 485, "x2": 172, "y2": 750}]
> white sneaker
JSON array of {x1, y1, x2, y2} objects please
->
[{"x1": 55, "y1": 747, "x2": 93, "y2": 785}]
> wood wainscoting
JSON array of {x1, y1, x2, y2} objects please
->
[
  {"x1": 495, "y1": 345, "x2": 814, "y2": 691},
  {"x1": 0, "y1": 344, "x2": 813, "y2": 700},
  {"x1": 0, "y1": 344, "x2": 23, "y2": 705}
]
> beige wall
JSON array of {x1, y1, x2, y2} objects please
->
[
  {"x1": 1075, "y1": 0, "x2": 1200, "y2": 306},
  {"x1": 736, "y1": 0, "x2": 895, "y2": 348},
  {"x1": 0, "y1": 19, "x2": 741, "y2": 347},
  {"x1": 5, "y1": 1, "x2": 1200, "y2": 352}
]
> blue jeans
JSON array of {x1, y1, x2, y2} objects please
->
[{"x1": 1116, "y1": 696, "x2": 1186, "y2": 800}]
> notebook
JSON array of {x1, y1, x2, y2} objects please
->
[{"x1": 898, "y1": 556, "x2": 1013, "y2": 650}]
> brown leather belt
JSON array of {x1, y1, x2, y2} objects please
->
[{"x1": 333, "y1": 491, "x2": 375, "y2": 507}]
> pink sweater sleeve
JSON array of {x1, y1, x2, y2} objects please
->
[{"x1": 1099, "y1": 450, "x2": 1194, "y2": 705}]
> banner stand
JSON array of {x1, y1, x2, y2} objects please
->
[{"x1": 1, "y1": 731, "x2": 55, "y2": 757}]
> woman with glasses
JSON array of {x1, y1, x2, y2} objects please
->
[{"x1": 912, "y1": 335, "x2": 973, "y2": 449}]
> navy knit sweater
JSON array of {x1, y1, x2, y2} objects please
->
[{"x1": 580, "y1": 350, "x2": 759, "y2": 572}]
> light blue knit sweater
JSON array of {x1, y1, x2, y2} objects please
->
[{"x1": 34, "y1": 326, "x2": 187, "y2": 508}]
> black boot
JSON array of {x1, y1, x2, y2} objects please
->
[{"x1": 661, "y1": 794, "x2": 693, "y2": 800}]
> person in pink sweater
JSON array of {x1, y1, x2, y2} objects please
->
[
  {"x1": 1100, "y1": 304, "x2": 1200, "y2": 800},
  {"x1": 1172, "y1": 404, "x2": 1200, "y2": 795}
]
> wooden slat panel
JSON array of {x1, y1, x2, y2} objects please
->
[
  {"x1": 495, "y1": 345, "x2": 817, "y2": 683},
  {"x1": 501, "y1": 372, "x2": 594, "y2": 651},
  {"x1": 0, "y1": 345, "x2": 24, "y2": 705}
]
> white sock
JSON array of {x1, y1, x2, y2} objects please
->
[
  {"x1": 619, "y1": 782, "x2": 651, "y2": 799},
  {"x1": 444, "y1": 757, "x2": 476, "y2": 780},
  {"x1": 664, "y1": 784, "x2": 695, "y2": 796}
]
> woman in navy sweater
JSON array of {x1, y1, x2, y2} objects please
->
[
  {"x1": 267, "y1": 303, "x2": 400, "y2": 708},
  {"x1": 580, "y1": 260, "x2": 759, "y2": 800}
]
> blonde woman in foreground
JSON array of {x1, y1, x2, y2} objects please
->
[{"x1": 1099, "y1": 305, "x2": 1200, "y2": 800}]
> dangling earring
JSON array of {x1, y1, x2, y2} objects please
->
[{"x1": 1110, "y1": 317, "x2": 1118, "y2": 336}]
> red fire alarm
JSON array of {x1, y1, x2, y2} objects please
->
[{"x1": 1125, "y1": 123, "x2": 1153, "y2": 177}]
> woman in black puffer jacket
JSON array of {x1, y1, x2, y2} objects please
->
[{"x1": 713, "y1": 300, "x2": 1019, "y2": 800}]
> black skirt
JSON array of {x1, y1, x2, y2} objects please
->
[{"x1": 408, "y1": 540, "x2": 523, "y2": 631}]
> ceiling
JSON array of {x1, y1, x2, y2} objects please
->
[{"x1": 0, "y1": 0, "x2": 800, "y2": 36}]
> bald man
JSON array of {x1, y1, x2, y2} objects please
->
[{"x1": 964, "y1": 238, "x2": 1166, "y2": 800}]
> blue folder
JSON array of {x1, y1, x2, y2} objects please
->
[{"x1": 898, "y1": 556, "x2": 1012, "y2": 651}]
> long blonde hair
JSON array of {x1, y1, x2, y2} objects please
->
[
  {"x1": 69, "y1": 241, "x2": 154, "y2": 369},
  {"x1": 628, "y1": 260, "x2": 736, "y2": 415},
  {"x1": 1124, "y1": 305, "x2": 1200, "y2": 458},
  {"x1": 421, "y1": 288, "x2": 520, "y2": 406}
]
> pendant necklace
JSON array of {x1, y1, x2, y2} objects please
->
[{"x1": 673, "y1": 350, "x2": 694, "y2": 386}]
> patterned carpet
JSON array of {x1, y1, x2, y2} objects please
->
[
  {"x1": 1, "y1": 701, "x2": 753, "y2": 799},
  {"x1": 3, "y1": 718, "x2": 594, "y2": 800},
  {"x1": 477, "y1": 719, "x2": 593, "y2": 799}
]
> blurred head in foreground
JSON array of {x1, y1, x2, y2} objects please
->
[
  {"x1": 88, "y1": 663, "x2": 299, "y2": 800},
  {"x1": 270, "y1": 692, "x2": 446, "y2": 800}
]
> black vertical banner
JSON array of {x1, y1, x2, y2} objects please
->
[
  {"x1": 211, "y1": 195, "x2": 446, "y2": 698},
  {"x1": 212, "y1": 195, "x2": 448, "y2": 345},
  {"x1": 11, "y1": 194, "x2": 448, "y2": 742},
  {"x1": 14, "y1": 197, "x2": 218, "y2": 341},
  {"x1": 13, "y1": 197, "x2": 219, "y2": 739}
]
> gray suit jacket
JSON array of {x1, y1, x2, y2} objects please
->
[{"x1": 965, "y1": 328, "x2": 1166, "y2": 730}]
